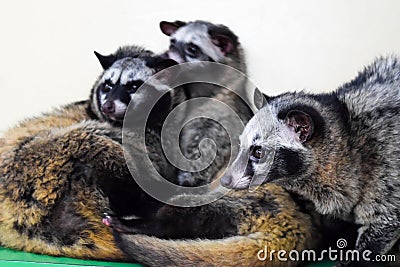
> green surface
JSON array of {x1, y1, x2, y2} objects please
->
[
  {"x1": 0, "y1": 246, "x2": 335, "y2": 266},
  {"x1": 0, "y1": 247, "x2": 139, "y2": 267}
]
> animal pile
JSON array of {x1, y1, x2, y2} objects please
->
[{"x1": 1, "y1": 20, "x2": 398, "y2": 267}]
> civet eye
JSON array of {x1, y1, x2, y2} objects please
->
[
  {"x1": 170, "y1": 39, "x2": 177, "y2": 45},
  {"x1": 251, "y1": 146, "x2": 265, "y2": 161},
  {"x1": 186, "y1": 43, "x2": 199, "y2": 56},
  {"x1": 127, "y1": 80, "x2": 144, "y2": 93},
  {"x1": 103, "y1": 82, "x2": 112, "y2": 93}
]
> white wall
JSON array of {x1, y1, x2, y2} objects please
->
[{"x1": 1, "y1": 0, "x2": 400, "y2": 132}]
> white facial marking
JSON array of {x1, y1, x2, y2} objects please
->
[
  {"x1": 113, "y1": 99, "x2": 128, "y2": 116},
  {"x1": 102, "y1": 67, "x2": 121, "y2": 84},
  {"x1": 172, "y1": 23, "x2": 225, "y2": 62},
  {"x1": 120, "y1": 59, "x2": 154, "y2": 85},
  {"x1": 100, "y1": 93, "x2": 107, "y2": 105},
  {"x1": 240, "y1": 106, "x2": 306, "y2": 152},
  {"x1": 168, "y1": 51, "x2": 184, "y2": 63},
  {"x1": 101, "y1": 58, "x2": 155, "y2": 86}
]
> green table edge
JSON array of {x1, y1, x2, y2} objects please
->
[
  {"x1": 0, "y1": 246, "x2": 335, "y2": 266},
  {"x1": 0, "y1": 247, "x2": 139, "y2": 267}
]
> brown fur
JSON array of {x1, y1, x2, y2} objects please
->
[
  {"x1": 113, "y1": 184, "x2": 321, "y2": 266},
  {"x1": 0, "y1": 97, "x2": 325, "y2": 266},
  {"x1": 0, "y1": 100, "x2": 328, "y2": 266},
  {"x1": 0, "y1": 101, "x2": 126, "y2": 260},
  {"x1": 0, "y1": 101, "x2": 326, "y2": 265}
]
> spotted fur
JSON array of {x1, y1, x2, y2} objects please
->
[
  {"x1": 222, "y1": 56, "x2": 400, "y2": 259},
  {"x1": 160, "y1": 20, "x2": 253, "y2": 186}
]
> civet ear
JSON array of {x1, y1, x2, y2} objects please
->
[
  {"x1": 159, "y1": 21, "x2": 186, "y2": 36},
  {"x1": 253, "y1": 88, "x2": 269, "y2": 110},
  {"x1": 208, "y1": 26, "x2": 238, "y2": 55},
  {"x1": 94, "y1": 51, "x2": 117, "y2": 70},
  {"x1": 210, "y1": 33, "x2": 235, "y2": 55},
  {"x1": 285, "y1": 110, "x2": 314, "y2": 143}
]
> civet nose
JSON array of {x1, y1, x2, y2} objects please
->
[
  {"x1": 220, "y1": 174, "x2": 233, "y2": 188},
  {"x1": 101, "y1": 101, "x2": 115, "y2": 114}
]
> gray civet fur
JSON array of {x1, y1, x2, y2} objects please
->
[
  {"x1": 222, "y1": 56, "x2": 400, "y2": 259},
  {"x1": 160, "y1": 20, "x2": 252, "y2": 186},
  {"x1": 89, "y1": 45, "x2": 181, "y2": 185},
  {"x1": 90, "y1": 45, "x2": 175, "y2": 127},
  {"x1": 90, "y1": 45, "x2": 154, "y2": 124}
]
